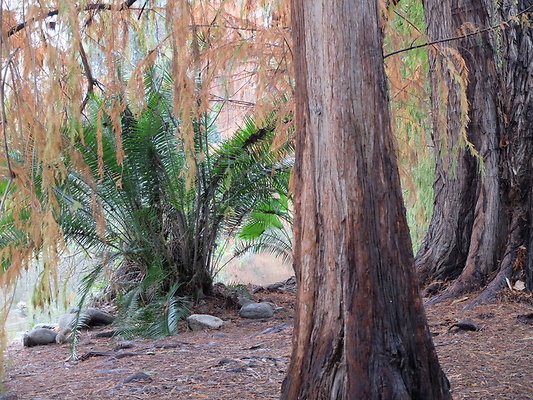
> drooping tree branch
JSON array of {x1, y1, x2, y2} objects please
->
[
  {"x1": 0, "y1": 50, "x2": 19, "y2": 213},
  {"x1": 0, "y1": 49, "x2": 20, "y2": 183},
  {"x1": 78, "y1": 42, "x2": 96, "y2": 113},
  {"x1": 7, "y1": 0, "x2": 138, "y2": 37},
  {"x1": 384, "y1": 5, "x2": 533, "y2": 58}
]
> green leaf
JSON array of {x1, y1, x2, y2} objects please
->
[{"x1": 238, "y1": 222, "x2": 267, "y2": 239}]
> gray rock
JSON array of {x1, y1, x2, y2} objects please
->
[
  {"x1": 84, "y1": 308, "x2": 115, "y2": 326},
  {"x1": 58, "y1": 312, "x2": 89, "y2": 330},
  {"x1": 239, "y1": 303, "x2": 274, "y2": 319},
  {"x1": 251, "y1": 285, "x2": 264, "y2": 294},
  {"x1": 124, "y1": 371, "x2": 153, "y2": 383},
  {"x1": 237, "y1": 296, "x2": 254, "y2": 307},
  {"x1": 266, "y1": 276, "x2": 297, "y2": 292},
  {"x1": 266, "y1": 282, "x2": 284, "y2": 291},
  {"x1": 55, "y1": 328, "x2": 73, "y2": 344},
  {"x1": 58, "y1": 308, "x2": 114, "y2": 330},
  {"x1": 187, "y1": 314, "x2": 224, "y2": 331},
  {"x1": 0, "y1": 394, "x2": 18, "y2": 400},
  {"x1": 114, "y1": 340, "x2": 136, "y2": 351},
  {"x1": 256, "y1": 323, "x2": 291, "y2": 336},
  {"x1": 23, "y1": 328, "x2": 58, "y2": 347}
]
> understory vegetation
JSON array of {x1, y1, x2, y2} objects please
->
[{"x1": 1, "y1": 69, "x2": 292, "y2": 337}]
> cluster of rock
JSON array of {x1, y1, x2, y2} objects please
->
[
  {"x1": 252, "y1": 276, "x2": 296, "y2": 294},
  {"x1": 186, "y1": 290, "x2": 286, "y2": 331},
  {"x1": 22, "y1": 279, "x2": 293, "y2": 342},
  {"x1": 22, "y1": 308, "x2": 114, "y2": 347},
  {"x1": 185, "y1": 300, "x2": 280, "y2": 331}
]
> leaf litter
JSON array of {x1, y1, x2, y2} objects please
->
[{"x1": 4, "y1": 288, "x2": 533, "y2": 399}]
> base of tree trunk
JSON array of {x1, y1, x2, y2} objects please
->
[{"x1": 419, "y1": 0, "x2": 533, "y2": 308}]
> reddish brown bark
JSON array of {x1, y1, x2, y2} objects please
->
[
  {"x1": 281, "y1": 0, "x2": 451, "y2": 398},
  {"x1": 418, "y1": 0, "x2": 533, "y2": 305}
]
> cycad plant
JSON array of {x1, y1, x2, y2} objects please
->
[
  {"x1": 55, "y1": 70, "x2": 291, "y2": 312},
  {"x1": 234, "y1": 192, "x2": 293, "y2": 264}
]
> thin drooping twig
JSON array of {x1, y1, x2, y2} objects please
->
[
  {"x1": 384, "y1": 6, "x2": 533, "y2": 58},
  {"x1": 7, "y1": 0, "x2": 139, "y2": 37},
  {"x1": 0, "y1": 49, "x2": 20, "y2": 181},
  {"x1": 137, "y1": 0, "x2": 150, "y2": 20},
  {"x1": 0, "y1": 2, "x2": 15, "y2": 213},
  {"x1": 79, "y1": 41, "x2": 96, "y2": 113}
]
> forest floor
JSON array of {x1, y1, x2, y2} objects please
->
[{"x1": 2, "y1": 282, "x2": 533, "y2": 400}]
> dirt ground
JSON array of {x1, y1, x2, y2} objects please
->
[{"x1": 2, "y1": 287, "x2": 533, "y2": 400}]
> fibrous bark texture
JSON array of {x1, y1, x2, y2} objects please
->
[
  {"x1": 282, "y1": 0, "x2": 451, "y2": 398},
  {"x1": 418, "y1": 0, "x2": 533, "y2": 306}
]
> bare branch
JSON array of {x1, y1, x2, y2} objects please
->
[
  {"x1": 79, "y1": 42, "x2": 96, "y2": 113},
  {"x1": 0, "y1": 48, "x2": 20, "y2": 183},
  {"x1": 384, "y1": 6, "x2": 533, "y2": 59},
  {"x1": 7, "y1": 0, "x2": 139, "y2": 37}
]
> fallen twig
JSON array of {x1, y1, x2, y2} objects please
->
[
  {"x1": 79, "y1": 350, "x2": 144, "y2": 361},
  {"x1": 434, "y1": 340, "x2": 459, "y2": 347}
]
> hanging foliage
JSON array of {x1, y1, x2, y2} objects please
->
[{"x1": 0, "y1": 0, "x2": 292, "y2": 376}]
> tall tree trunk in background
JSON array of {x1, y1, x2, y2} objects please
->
[
  {"x1": 281, "y1": 0, "x2": 451, "y2": 398},
  {"x1": 418, "y1": 0, "x2": 533, "y2": 305},
  {"x1": 414, "y1": 0, "x2": 478, "y2": 288}
]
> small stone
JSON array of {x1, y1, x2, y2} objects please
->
[
  {"x1": 58, "y1": 312, "x2": 90, "y2": 330},
  {"x1": 256, "y1": 323, "x2": 291, "y2": 336},
  {"x1": 55, "y1": 328, "x2": 73, "y2": 344},
  {"x1": 124, "y1": 371, "x2": 153, "y2": 383},
  {"x1": 239, "y1": 303, "x2": 274, "y2": 319},
  {"x1": 251, "y1": 285, "x2": 264, "y2": 294},
  {"x1": 187, "y1": 314, "x2": 225, "y2": 331},
  {"x1": 114, "y1": 340, "x2": 136, "y2": 350},
  {"x1": 266, "y1": 282, "x2": 284, "y2": 292},
  {"x1": 84, "y1": 309, "x2": 115, "y2": 326},
  {"x1": 58, "y1": 308, "x2": 114, "y2": 330},
  {"x1": 23, "y1": 328, "x2": 58, "y2": 347}
]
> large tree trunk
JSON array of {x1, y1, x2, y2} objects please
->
[
  {"x1": 418, "y1": 0, "x2": 533, "y2": 305},
  {"x1": 281, "y1": 0, "x2": 451, "y2": 398}
]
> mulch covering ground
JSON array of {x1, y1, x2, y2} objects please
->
[{"x1": 3, "y1": 288, "x2": 533, "y2": 399}]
